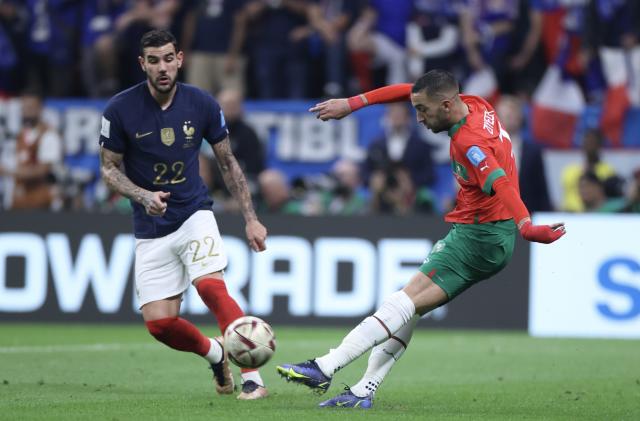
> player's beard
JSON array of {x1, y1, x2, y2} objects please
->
[
  {"x1": 149, "y1": 74, "x2": 176, "y2": 94},
  {"x1": 423, "y1": 120, "x2": 446, "y2": 134},
  {"x1": 432, "y1": 125, "x2": 448, "y2": 134}
]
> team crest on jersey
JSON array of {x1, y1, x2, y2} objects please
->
[
  {"x1": 161, "y1": 128, "x2": 175, "y2": 146},
  {"x1": 452, "y1": 160, "x2": 469, "y2": 182},
  {"x1": 183, "y1": 121, "x2": 195, "y2": 140}
]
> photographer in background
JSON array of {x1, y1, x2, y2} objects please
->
[
  {"x1": 369, "y1": 161, "x2": 415, "y2": 215},
  {"x1": 321, "y1": 159, "x2": 368, "y2": 215},
  {"x1": 362, "y1": 103, "x2": 436, "y2": 214}
]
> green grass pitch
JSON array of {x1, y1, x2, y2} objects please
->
[{"x1": 0, "y1": 324, "x2": 638, "y2": 420}]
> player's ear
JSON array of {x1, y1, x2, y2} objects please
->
[
  {"x1": 176, "y1": 51, "x2": 184, "y2": 69},
  {"x1": 441, "y1": 98, "x2": 453, "y2": 113},
  {"x1": 138, "y1": 55, "x2": 146, "y2": 72}
]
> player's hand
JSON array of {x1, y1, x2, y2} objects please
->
[
  {"x1": 143, "y1": 191, "x2": 170, "y2": 216},
  {"x1": 309, "y1": 98, "x2": 351, "y2": 121},
  {"x1": 519, "y1": 221, "x2": 566, "y2": 244},
  {"x1": 246, "y1": 219, "x2": 267, "y2": 252}
]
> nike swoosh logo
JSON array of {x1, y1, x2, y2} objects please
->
[{"x1": 135, "y1": 131, "x2": 153, "y2": 139}]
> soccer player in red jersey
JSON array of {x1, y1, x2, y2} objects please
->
[{"x1": 277, "y1": 70, "x2": 565, "y2": 408}]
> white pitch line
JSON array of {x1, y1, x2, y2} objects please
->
[{"x1": 0, "y1": 343, "x2": 159, "y2": 354}]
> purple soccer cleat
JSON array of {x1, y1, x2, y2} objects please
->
[
  {"x1": 276, "y1": 360, "x2": 332, "y2": 394},
  {"x1": 318, "y1": 387, "x2": 373, "y2": 409}
]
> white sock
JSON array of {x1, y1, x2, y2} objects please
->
[
  {"x1": 203, "y1": 338, "x2": 223, "y2": 364},
  {"x1": 350, "y1": 315, "x2": 419, "y2": 397},
  {"x1": 240, "y1": 370, "x2": 264, "y2": 387},
  {"x1": 315, "y1": 291, "x2": 415, "y2": 377}
]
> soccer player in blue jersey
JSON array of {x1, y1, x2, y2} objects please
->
[{"x1": 99, "y1": 30, "x2": 268, "y2": 400}]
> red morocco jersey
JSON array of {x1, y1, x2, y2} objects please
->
[{"x1": 445, "y1": 95, "x2": 519, "y2": 224}]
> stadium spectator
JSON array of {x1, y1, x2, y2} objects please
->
[
  {"x1": 504, "y1": 0, "x2": 545, "y2": 95},
  {"x1": 243, "y1": 0, "x2": 311, "y2": 98},
  {"x1": 363, "y1": 103, "x2": 436, "y2": 199},
  {"x1": 459, "y1": 0, "x2": 543, "y2": 96},
  {"x1": 182, "y1": 0, "x2": 248, "y2": 96},
  {"x1": 321, "y1": 159, "x2": 368, "y2": 215},
  {"x1": 0, "y1": 93, "x2": 63, "y2": 210},
  {"x1": 347, "y1": 0, "x2": 412, "y2": 91},
  {"x1": 0, "y1": 0, "x2": 28, "y2": 96},
  {"x1": 24, "y1": 0, "x2": 82, "y2": 97},
  {"x1": 406, "y1": 0, "x2": 461, "y2": 81},
  {"x1": 98, "y1": 29, "x2": 269, "y2": 400},
  {"x1": 113, "y1": 0, "x2": 183, "y2": 90},
  {"x1": 561, "y1": 128, "x2": 616, "y2": 212},
  {"x1": 496, "y1": 95, "x2": 551, "y2": 212},
  {"x1": 306, "y1": 0, "x2": 360, "y2": 97},
  {"x1": 81, "y1": 0, "x2": 127, "y2": 97},
  {"x1": 81, "y1": 0, "x2": 182, "y2": 97},
  {"x1": 199, "y1": 88, "x2": 265, "y2": 212},
  {"x1": 216, "y1": 88, "x2": 265, "y2": 177},
  {"x1": 256, "y1": 168, "x2": 304, "y2": 214},
  {"x1": 578, "y1": 170, "x2": 626, "y2": 213}
]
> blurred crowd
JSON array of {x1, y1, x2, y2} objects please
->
[
  {"x1": 1, "y1": 0, "x2": 638, "y2": 99},
  {"x1": 0, "y1": 0, "x2": 639, "y2": 216}
]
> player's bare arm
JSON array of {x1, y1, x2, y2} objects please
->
[
  {"x1": 212, "y1": 137, "x2": 267, "y2": 252},
  {"x1": 309, "y1": 98, "x2": 352, "y2": 121},
  {"x1": 310, "y1": 84, "x2": 413, "y2": 121},
  {"x1": 99, "y1": 146, "x2": 169, "y2": 216}
]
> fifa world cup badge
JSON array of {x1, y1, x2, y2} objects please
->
[{"x1": 161, "y1": 127, "x2": 175, "y2": 146}]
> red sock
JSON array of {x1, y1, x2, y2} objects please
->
[
  {"x1": 195, "y1": 278, "x2": 244, "y2": 336},
  {"x1": 145, "y1": 317, "x2": 211, "y2": 356},
  {"x1": 350, "y1": 51, "x2": 373, "y2": 91},
  {"x1": 196, "y1": 278, "x2": 258, "y2": 374}
]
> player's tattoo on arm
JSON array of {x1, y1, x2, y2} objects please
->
[
  {"x1": 99, "y1": 146, "x2": 150, "y2": 206},
  {"x1": 212, "y1": 137, "x2": 258, "y2": 222}
]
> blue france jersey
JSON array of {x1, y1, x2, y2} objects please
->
[{"x1": 99, "y1": 82, "x2": 228, "y2": 239}]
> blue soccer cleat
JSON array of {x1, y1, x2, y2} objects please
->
[
  {"x1": 318, "y1": 387, "x2": 373, "y2": 409},
  {"x1": 276, "y1": 360, "x2": 332, "y2": 394}
]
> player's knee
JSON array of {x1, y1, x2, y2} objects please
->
[{"x1": 145, "y1": 317, "x2": 178, "y2": 341}]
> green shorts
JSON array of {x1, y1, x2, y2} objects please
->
[{"x1": 419, "y1": 220, "x2": 516, "y2": 300}]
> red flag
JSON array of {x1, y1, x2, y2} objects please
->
[
  {"x1": 600, "y1": 85, "x2": 630, "y2": 147},
  {"x1": 531, "y1": 66, "x2": 585, "y2": 148},
  {"x1": 599, "y1": 48, "x2": 633, "y2": 147}
]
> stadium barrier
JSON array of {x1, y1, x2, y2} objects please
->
[
  {"x1": 529, "y1": 213, "x2": 640, "y2": 339},
  {"x1": 0, "y1": 211, "x2": 529, "y2": 329}
]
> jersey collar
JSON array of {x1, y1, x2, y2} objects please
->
[
  {"x1": 448, "y1": 116, "x2": 467, "y2": 137},
  {"x1": 144, "y1": 81, "x2": 181, "y2": 111}
]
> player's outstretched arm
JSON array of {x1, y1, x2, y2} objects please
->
[
  {"x1": 492, "y1": 176, "x2": 565, "y2": 244},
  {"x1": 309, "y1": 83, "x2": 413, "y2": 121},
  {"x1": 212, "y1": 136, "x2": 267, "y2": 252},
  {"x1": 99, "y1": 146, "x2": 169, "y2": 216}
]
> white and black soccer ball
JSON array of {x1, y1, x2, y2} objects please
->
[{"x1": 223, "y1": 316, "x2": 276, "y2": 369}]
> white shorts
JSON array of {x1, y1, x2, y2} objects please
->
[{"x1": 134, "y1": 210, "x2": 228, "y2": 307}]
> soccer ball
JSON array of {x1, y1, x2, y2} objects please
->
[{"x1": 223, "y1": 316, "x2": 276, "y2": 369}]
